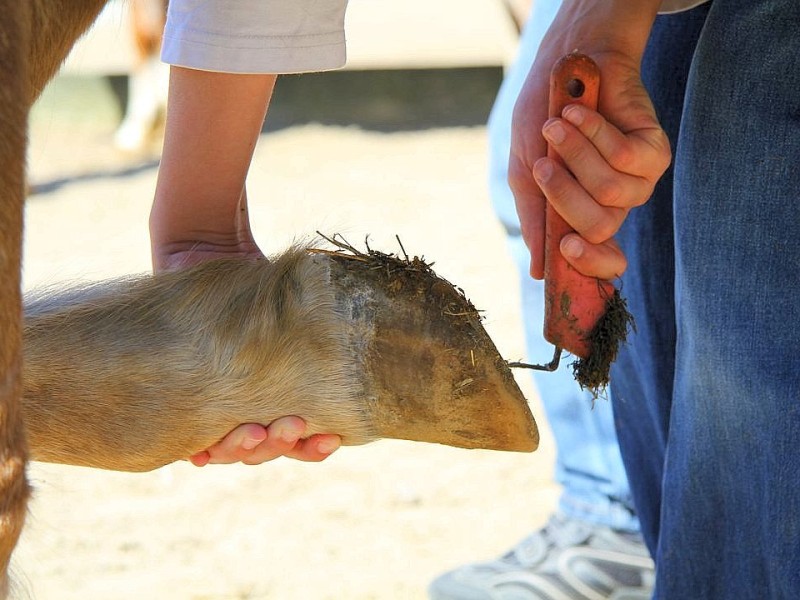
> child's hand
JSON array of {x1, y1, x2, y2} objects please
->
[
  {"x1": 509, "y1": 1, "x2": 670, "y2": 281},
  {"x1": 158, "y1": 247, "x2": 342, "y2": 466},
  {"x1": 189, "y1": 417, "x2": 342, "y2": 466}
]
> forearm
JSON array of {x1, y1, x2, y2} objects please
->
[{"x1": 150, "y1": 68, "x2": 276, "y2": 267}]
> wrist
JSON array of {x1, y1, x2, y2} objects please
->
[
  {"x1": 549, "y1": 0, "x2": 660, "y2": 64},
  {"x1": 149, "y1": 189, "x2": 263, "y2": 272},
  {"x1": 151, "y1": 238, "x2": 263, "y2": 273}
]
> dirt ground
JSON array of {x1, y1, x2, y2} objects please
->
[{"x1": 13, "y1": 70, "x2": 560, "y2": 600}]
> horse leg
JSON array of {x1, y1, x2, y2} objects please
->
[
  {"x1": 0, "y1": 1, "x2": 109, "y2": 592},
  {"x1": 0, "y1": 1, "x2": 32, "y2": 595}
]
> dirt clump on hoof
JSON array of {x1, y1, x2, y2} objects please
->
[{"x1": 314, "y1": 234, "x2": 539, "y2": 452}]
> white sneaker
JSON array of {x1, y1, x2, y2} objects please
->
[{"x1": 428, "y1": 512, "x2": 654, "y2": 600}]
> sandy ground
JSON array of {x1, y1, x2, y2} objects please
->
[{"x1": 12, "y1": 70, "x2": 560, "y2": 600}]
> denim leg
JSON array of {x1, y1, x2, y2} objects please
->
[
  {"x1": 610, "y1": 3, "x2": 710, "y2": 557},
  {"x1": 614, "y1": 0, "x2": 800, "y2": 596},
  {"x1": 664, "y1": 1, "x2": 800, "y2": 596},
  {"x1": 491, "y1": 0, "x2": 639, "y2": 532}
]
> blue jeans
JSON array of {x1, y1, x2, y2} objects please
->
[
  {"x1": 489, "y1": 1, "x2": 639, "y2": 533},
  {"x1": 611, "y1": 0, "x2": 800, "y2": 597}
]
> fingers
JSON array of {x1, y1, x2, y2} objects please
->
[
  {"x1": 190, "y1": 418, "x2": 340, "y2": 467},
  {"x1": 189, "y1": 450, "x2": 212, "y2": 467},
  {"x1": 509, "y1": 156, "x2": 547, "y2": 280},
  {"x1": 239, "y1": 417, "x2": 305, "y2": 465},
  {"x1": 242, "y1": 423, "x2": 340, "y2": 465},
  {"x1": 542, "y1": 104, "x2": 669, "y2": 215},
  {"x1": 530, "y1": 105, "x2": 670, "y2": 279},
  {"x1": 532, "y1": 154, "x2": 629, "y2": 277},
  {"x1": 511, "y1": 106, "x2": 668, "y2": 281},
  {"x1": 190, "y1": 423, "x2": 269, "y2": 466},
  {"x1": 561, "y1": 104, "x2": 671, "y2": 189},
  {"x1": 282, "y1": 434, "x2": 342, "y2": 463},
  {"x1": 510, "y1": 77, "x2": 550, "y2": 280},
  {"x1": 560, "y1": 234, "x2": 627, "y2": 281},
  {"x1": 533, "y1": 155, "x2": 628, "y2": 245}
]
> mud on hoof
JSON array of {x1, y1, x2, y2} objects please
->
[{"x1": 313, "y1": 233, "x2": 538, "y2": 452}]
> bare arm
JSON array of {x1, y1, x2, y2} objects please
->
[
  {"x1": 150, "y1": 67, "x2": 341, "y2": 464},
  {"x1": 150, "y1": 67, "x2": 275, "y2": 271}
]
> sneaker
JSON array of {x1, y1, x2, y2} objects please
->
[{"x1": 428, "y1": 512, "x2": 654, "y2": 600}]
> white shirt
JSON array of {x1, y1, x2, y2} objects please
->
[{"x1": 161, "y1": 0, "x2": 349, "y2": 74}]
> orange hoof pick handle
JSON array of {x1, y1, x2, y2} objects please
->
[{"x1": 542, "y1": 53, "x2": 633, "y2": 391}]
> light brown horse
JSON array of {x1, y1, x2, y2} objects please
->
[
  {"x1": 0, "y1": 3, "x2": 538, "y2": 595},
  {"x1": 0, "y1": 1, "x2": 115, "y2": 593}
]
